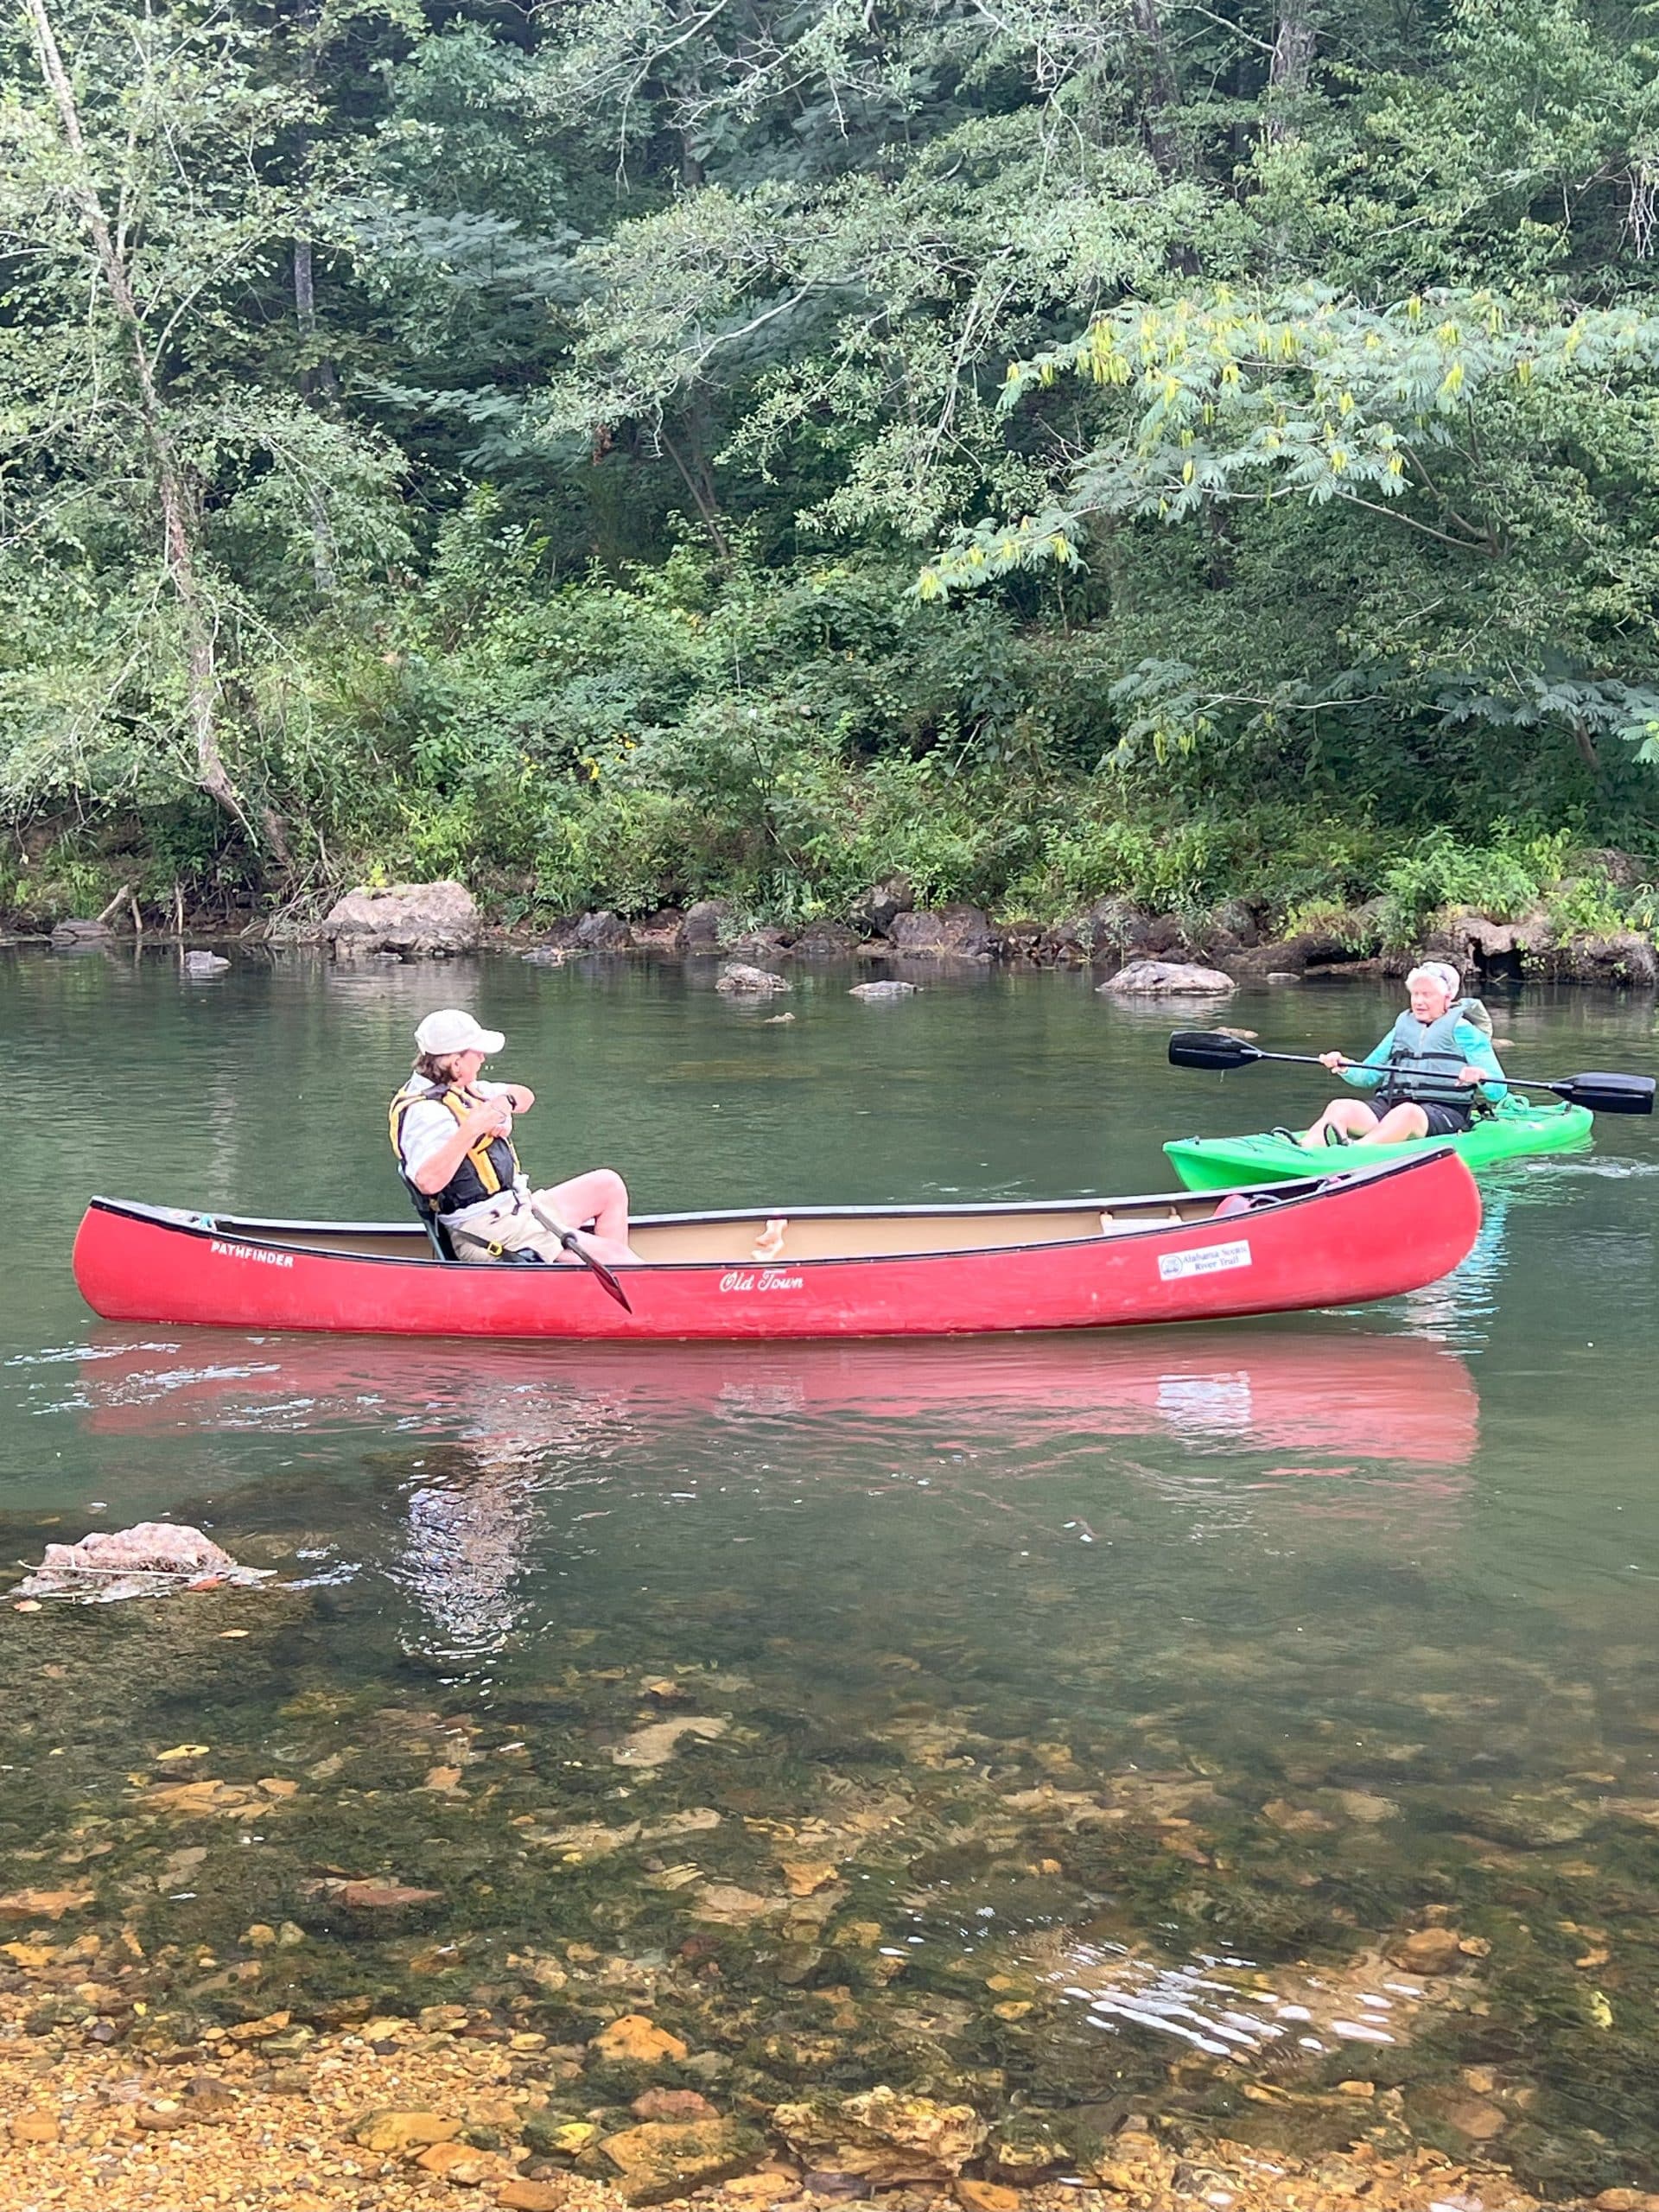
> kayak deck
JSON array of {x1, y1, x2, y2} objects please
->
[{"x1": 1164, "y1": 1094, "x2": 1594, "y2": 1192}]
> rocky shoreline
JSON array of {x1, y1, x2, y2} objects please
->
[
  {"x1": 1, "y1": 1990, "x2": 1637, "y2": 2212},
  {"x1": 10, "y1": 852, "x2": 1659, "y2": 989}
]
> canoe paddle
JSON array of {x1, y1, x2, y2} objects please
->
[
  {"x1": 529, "y1": 1198, "x2": 634, "y2": 1311},
  {"x1": 1167, "y1": 1031, "x2": 1656, "y2": 1116}
]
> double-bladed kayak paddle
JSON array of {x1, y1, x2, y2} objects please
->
[{"x1": 1166, "y1": 1031, "x2": 1655, "y2": 1116}]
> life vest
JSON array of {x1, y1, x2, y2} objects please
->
[
  {"x1": 388, "y1": 1079, "x2": 522, "y2": 1218},
  {"x1": 1377, "y1": 999, "x2": 1496, "y2": 1109}
]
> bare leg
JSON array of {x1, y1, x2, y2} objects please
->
[
  {"x1": 1354, "y1": 1103, "x2": 1430, "y2": 1143},
  {"x1": 1300, "y1": 1097, "x2": 1382, "y2": 1147},
  {"x1": 531, "y1": 1171, "x2": 642, "y2": 1263}
]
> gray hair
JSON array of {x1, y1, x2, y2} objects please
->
[{"x1": 1406, "y1": 961, "x2": 1463, "y2": 1001}]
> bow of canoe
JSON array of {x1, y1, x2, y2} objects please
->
[{"x1": 72, "y1": 1148, "x2": 1481, "y2": 1341}]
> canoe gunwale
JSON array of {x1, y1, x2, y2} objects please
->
[{"x1": 87, "y1": 1166, "x2": 1379, "y2": 1274}]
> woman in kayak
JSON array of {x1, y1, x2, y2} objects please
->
[
  {"x1": 1301, "y1": 963, "x2": 1507, "y2": 1147},
  {"x1": 390, "y1": 1008, "x2": 642, "y2": 1264}
]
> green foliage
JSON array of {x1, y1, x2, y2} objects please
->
[{"x1": 5, "y1": 0, "x2": 1659, "y2": 925}]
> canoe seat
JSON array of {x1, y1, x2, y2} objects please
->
[{"x1": 399, "y1": 1174, "x2": 459, "y2": 1263}]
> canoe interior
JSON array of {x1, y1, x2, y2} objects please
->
[{"x1": 206, "y1": 1189, "x2": 1259, "y2": 1268}]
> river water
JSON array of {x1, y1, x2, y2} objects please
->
[{"x1": 3, "y1": 946, "x2": 1657, "y2": 2196}]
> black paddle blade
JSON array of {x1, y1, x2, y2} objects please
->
[
  {"x1": 1550, "y1": 1071, "x2": 1656, "y2": 1116},
  {"x1": 562, "y1": 1233, "x2": 634, "y2": 1312},
  {"x1": 1167, "y1": 1029, "x2": 1261, "y2": 1072}
]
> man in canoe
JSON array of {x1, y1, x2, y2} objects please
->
[
  {"x1": 1301, "y1": 962, "x2": 1507, "y2": 1147},
  {"x1": 390, "y1": 1009, "x2": 641, "y2": 1264}
]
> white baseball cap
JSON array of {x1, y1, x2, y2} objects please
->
[{"x1": 415, "y1": 1008, "x2": 505, "y2": 1057}]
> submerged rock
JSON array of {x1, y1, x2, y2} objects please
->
[
  {"x1": 849, "y1": 981, "x2": 918, "y2": 1000},
  {"x1": 590, "y1": 2016, "x2": 688, "y2": 2065},
  {"x1": 182, "y1": 950, "x2": 231, "y2": 976},
  {"x1": 11, "y1": 1521, "x2": 272, "y2": 1605},
  {"x1": 599, "y1": 2117, "x2": 765, "y2": 2202},
  {"x1": 716, "y1": 962, "x2": 791, "y2": 995},
  {"x1": 773, "y1": 2088, "x2": 988, "y2": 2183}
]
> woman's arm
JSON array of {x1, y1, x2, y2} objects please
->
[
  {"x1": 1453, "y1": 1023, "x2": 1507, "y2": 1101},
  {"x1": 1340, "y1": 1035, "x2": 1392, "y2": 1090},
  {"x1": 405, "y1": 1096, "x2": 513, "y2": 1195}
]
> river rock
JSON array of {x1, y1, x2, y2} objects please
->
[
  {"x1": 853, "y1": 874, "x2": 914, "y2": 936},
  {"x1": 591, "y1": 2015, "x2": 688, "y2": 2065},
  {"x1": 50, "y1": 917, "x2": 115, "y2": 947},
  {"x1": 631, "y1": 910, "x2": 686, "y2": 951},
  {"x1": 325, "y1": 880, "x2": 480, "y2": 960},
  {"x1": 1083, "y1": 897, "x2": 1160, "y2": 959},
  {"x1": 1097, "y1": 959, "x2": 1236, "y2": 995},
  {"x1": 0, "y1": 1888, "x2": 94, "y2": 1921},
  {"x1": 886, "y1": 906, "x2": 994, "y2": 959},
  {"x1": 183, "y1": 950, "x2": 230, "y2": 976},
  {"x1": 575, "y1": 909, "x2": 632, "y2": 950},
  {"x1": 499, "y1": 2183, "x2": 572, "y2": 2211},
  {"x1": 682, "y1": 899, "x2": 734, "y2": 951},
  {"x1": 849, "y1": 981, "x2": 918, "y2": 1000},
  {"x1": 599, "y1": 2119, "x2": 764, "y2": 2202},
  {"x1": 792, "y1": 919, "x2": 860, "y2": 956},
  {"x1": 631, "y1": 2088, "x2": 718, "y2": 2123},
  {"x1": 715, "y1": 963, "x2": 790, "y2": 995},
  {"x1": 1456, "y1": 1793, "x2": 1597, "y2": 1847},
  {"x1": 353, "y1": 2109, "x2": 462, "y2": 2153},
  {"x1": 1386, "y1": 1925, "x2": 1465, "y2": 1975},
  {"x1": 9, "y1": 2109, "x2": 61, "y2": 2144},
  {"x1": 773, "y1": 2088, "x2": 988, "y2": 2183},
  {"x1": 12, "y1": 1521, "x2": 270, "y2": 1605}
]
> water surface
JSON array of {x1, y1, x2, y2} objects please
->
[{"x1": 4, "y1": 948, "x2": 1657, "y2": 2195}]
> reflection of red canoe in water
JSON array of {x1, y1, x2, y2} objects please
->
[
  {"x1": 79, "y1": 1321, "x2": 1478, "y2": 1469},
  {"x1": 73, "y1": 1150, "x2": 1481, "y2": 1340}
]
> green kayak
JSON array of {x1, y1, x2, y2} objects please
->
[{"x1": 1164, "y1": 1093, "x2": 1595, "y2": 1192}]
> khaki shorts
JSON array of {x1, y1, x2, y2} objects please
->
[{"x1": 448, "y1": 1192, "x2": 572, "y2": 1265}]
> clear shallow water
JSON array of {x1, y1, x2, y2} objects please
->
[{"x1": 3, "y1": 946, "x2": 1658, "y2": 2194}]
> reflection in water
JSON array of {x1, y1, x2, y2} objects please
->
[{"x1": 72, "y1": 1323, "x2": 1480, "y2": 1658}]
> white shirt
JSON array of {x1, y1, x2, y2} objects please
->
[{"x1": 396, "y1": 1079, "x2": 528, "y2": 1228}]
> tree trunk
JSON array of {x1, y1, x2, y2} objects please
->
[
  {"x1": 1129, "y1": 0, "x2": 1182, "y2": 178},
  {"x1": 1266, "y1": 0, "x2": 1319, "y2": 143},
  {"x1": 294, "y1": 237, "x2": 340, "y2": 597},
  {"x1": 22, "y1": 0, "x2": 259, "y2": 845}
]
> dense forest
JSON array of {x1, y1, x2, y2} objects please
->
[{"x1": 7, "y1": 0, "x2": 1659, "y2": 936}]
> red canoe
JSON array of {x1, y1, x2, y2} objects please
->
[{"x1": 72, "y1": 1147, "x2": 1481, "y2": 1341}]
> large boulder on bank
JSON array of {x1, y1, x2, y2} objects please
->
[
  {"x1": 1097, "y1": 958, "x2": 1236, "y2": 996},
  {"x1": 852, "y1": 874, "x2": 914, "y2": 937},
  {"x1": 574, "y1": 909, "x2": 632, "y2": 950},
  {"x1": 50, "y1": 918, "x2": 116, "y2": 949},
  {"x1": 887, "y1": 905, "x2": 995, "y2": 959},
  {"x1": 1085, "y1": 899, "x2": 1179, "y2": 962},
  {"x1": 682, "y1": 899, "x2": 734, "y2": 952},
  {"x1": 325, "y1": 880, "x2": 480, "y2": 961}
]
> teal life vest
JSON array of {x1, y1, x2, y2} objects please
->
[{"x1": 1377, "y1": 999, "x2": 1494, "y2": 1109}]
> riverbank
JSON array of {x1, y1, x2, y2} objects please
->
[
  {"x1": 9, "y1": 881, "x2": 1659, "y2": 995},
  {"x1": 0, "y1": 1999, "x2": 1603, "y2": 2212}
]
